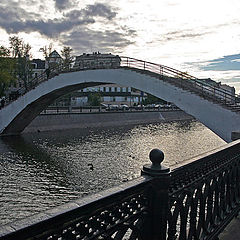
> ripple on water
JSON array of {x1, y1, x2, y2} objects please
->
[{"x1": 0, "y1": 120, "x2": 225, "y2": 225}]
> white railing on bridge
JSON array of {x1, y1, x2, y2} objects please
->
[{"x1": 2, "y1": 56, "x2": 239, "y2": 110}]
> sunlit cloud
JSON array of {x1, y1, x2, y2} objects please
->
[
  {"x1": 62, "y1": 28, "x2": 136, "y2": 54},
  {"x1": 0, "y1": 0, "x2": 240, "y2": 91}
]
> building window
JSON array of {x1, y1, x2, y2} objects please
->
[
  {"x1": 115, "y1": 87, "x2": 117, "y2": 92},
  {"x1": 103, "y1": 87, "x2": 106, "y2": 92}
]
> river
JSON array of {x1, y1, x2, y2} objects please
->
[{"x1": 0, "y1": 120, "x2": 225, "y2": 225}]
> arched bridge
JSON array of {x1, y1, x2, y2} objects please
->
[{"x1": 1, "y1": 57, "x2": 240, "y2": 142}]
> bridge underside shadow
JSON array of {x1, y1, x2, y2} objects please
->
[
  {"x1": 1, "y1": 81, "x2": 106, "y2": 135},
  {"x1": 1, "y1": 68, "x2": 240, "y2": 142}
]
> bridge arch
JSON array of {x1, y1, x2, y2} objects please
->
[{"x1": 1, "y1": 66, "x2": 240, "y2": 142}]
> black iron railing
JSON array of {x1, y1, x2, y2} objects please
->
[{"x1": 1, "y1": 141, "x2": 240, "y2": 240}]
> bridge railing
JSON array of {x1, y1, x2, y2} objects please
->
[
  {"x1": 3, "y1": 63, "x2": 64, "y2": 107},
  {"x1": 40, "y1": 105, "x2": 180, "y2": 114},
  {"x1": 120, "y1": 57, "x2": 239, "y2": 106},
  {"x1": 2, "y1": 56, "x2": 239, "y2": 110},
  {"x1": 1, "y1": 141, "x2": 240, "y2": 240}
]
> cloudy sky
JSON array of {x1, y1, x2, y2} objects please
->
[{"x1": 1, "y1": 0, "x2": 240, "y2": 92}]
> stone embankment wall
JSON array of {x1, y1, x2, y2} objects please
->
[{"x1": 23, "y1": 110, "x2": 194, "y2": 133}]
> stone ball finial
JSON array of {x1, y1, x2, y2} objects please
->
[
  {"x1": 142, "y1": 149, "x2": 169, "y2": 176},
  {"x1": 149, "y1": 148, "x2": 164, "y2": 167}
]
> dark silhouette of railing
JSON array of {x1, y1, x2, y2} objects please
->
[
  {"x1": 40, "y1": 105, "x2": 180, "y2": 114},
  {"x1": 1, "y1": 141, "x2": 240, "y2": 240},
  {"x1": 2, "y1": 56, "x2": 240, "y2": 112}
]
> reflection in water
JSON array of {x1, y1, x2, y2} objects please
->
[{"x1": 0, "y1": 120, "x2": 225, "y2": 225}]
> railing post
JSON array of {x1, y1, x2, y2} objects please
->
[{"x1": 141, "y1": 149, "x2": 171, "y2": 240}]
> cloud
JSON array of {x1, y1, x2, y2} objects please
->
[
  {"x1": 83, "y1": 3, "x2": 117, "y2": 20},
  {"x1": 1, "y1": 18, "x2": 96, "y2": 38},
  {"x1": 0, "y1": 1, "x2": 136, "y2": 55},
  {"x1": 53, "y1": 0, "x2": 74, "y2": 11},
  {"x1": 0, "y1": 3, "x2": 118, "y2": 38},
  {"x1": 200, "y1": 54, "x2": 240, "y2": 71},
  {"x1": 62, "y1": 27, "x2": 136, "y2": 54},
  {"x1": 161, "y1": 29, "x2": 212, "y2": 42},
  {"x1": 0, "y1": 6, "x2": 40, "y2": 22},
  {"x1": 64, "y1": 3, "x2": 117, "y2": 21}
]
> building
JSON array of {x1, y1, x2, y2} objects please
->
[
  {"x1": 74, "y1": 52, "x2": 121, "y2": 69},
  {"x1": 31, "y1": 59, "x2": 45, "y2": 78},
  {"x1": 70, "y1": 84, "x2": 147, "y2": 107},
  {"x1": 46, "y1": 50, "x2": 63, "y2": 68},
  {"x1": 200, "y1": 78, "x2": 235, "y2": 102},
  {"x1": 31, "y1": 50, "x2": 62, "y2": 79}
]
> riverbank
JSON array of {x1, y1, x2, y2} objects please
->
[{"x1": 23, "y1": 110, "x2": 194, "y2": 133}]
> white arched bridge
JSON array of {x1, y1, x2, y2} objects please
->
[{"x1": 1, "y1": 56, "x2": 240, "y2": 142}]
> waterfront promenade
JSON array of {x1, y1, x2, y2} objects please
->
[{"x1": 25, "y1": 107, "x2": 194, "y2": 133}]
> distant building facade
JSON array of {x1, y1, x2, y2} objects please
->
[
  {"x1": 46, "y1": 50, "x2": 63, "y2": 69},
  {"x1": 70, "y1": 84, "x2": 147, "y2": 107},
  {"x1": 31, "y1": 50, "x2": 63, "y2": 78},
  {"x1": 200, "y1": 78, "x2": 235, "y2": 102},
  {"x1": 74, "y1": 52, "x2": 121, "y2": 69},
  {"x1": 31, "y1": 59, "x2": 45, "y2": 78}
]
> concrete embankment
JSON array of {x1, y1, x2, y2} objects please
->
[{"x1": 23, "y1": 110, "x2": 194, "y2": 133}]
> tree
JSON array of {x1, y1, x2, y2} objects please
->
[
  {"x1": 9, "y1": 36, "x2": 32, "y2": 90},
  {"x1": 39, "y1": 43, "x2": 53, "y2": 60},
  {"x1": 9, "y1": 36, "x2": 31, "y2": 58},
  {"x1": 61, "y1": 46, "x2": 73, "y2": 70},
  {"x1": 142, "y1": 94, "x2": 167, "y2": 105},
  {"x1": 88, "y1": 92, "x2": 101, "y2": 106},
  {"x1": 0, "y1": 46, "x2": 16, "y2": 97}
]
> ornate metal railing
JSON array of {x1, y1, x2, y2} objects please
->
[
  {"x1": 3, "y1": 56, "x2": 240, "y2": 110},
  {"x1": 1, "y1": 141, "x2": 240, "y2": 240},
  {"x1": 168, "y1": 141, "x2": 240, "y2": 239}
]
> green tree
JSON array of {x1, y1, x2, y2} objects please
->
[
  {"x1": 142, "y1": 94, "x2": 166, "y2": 105},
  {"x1": 61, "y1": 46, "x2": 73, "y2": 70},
  {"x1": 0, "y1": 46, "x2": 16, "y2": 97},
  {"x1": 88, "y1": 92, "x2": 101, "y2": 106},
  {"x1": 9, "y1": 36, "x2": 32, "y2": 90}
]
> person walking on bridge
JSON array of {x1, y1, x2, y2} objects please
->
[
  {"x1": 46, "y1": 67, "x2": 50, "y2": 79},
  {"x1": 0, "y1": 97, "x2": 5, "y2": 109}
]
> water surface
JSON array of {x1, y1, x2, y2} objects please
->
[{"x1": 0, "y1": 120, "x2": 225, "y2": 225}]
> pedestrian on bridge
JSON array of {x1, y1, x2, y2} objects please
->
[
  {"x1": 46, "y1": 68, "x2": 50, "y2": 79},
  {"x1": 0, "y1": 97, "x2": 5, "y2": 109}
]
